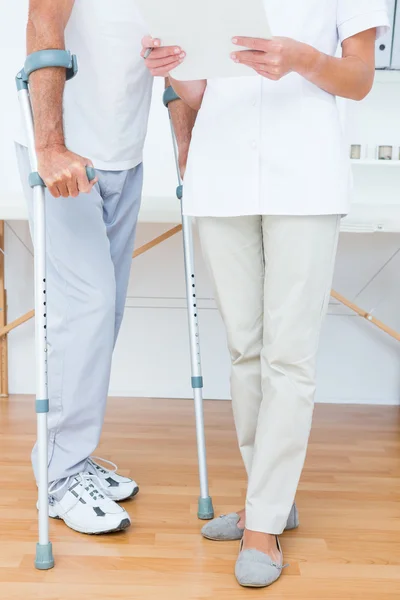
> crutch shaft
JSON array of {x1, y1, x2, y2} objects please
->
[
  {"x1": 37, "y1": 415, "x2": 49, "y2": 543},
  {"x1": 182, "y1": 215, "x2": 202, "y2": 380},
  {"x1": 33, "y1": 186, "x2": 49, "y2": 544},
  {"x1": 181, "y1": 216, "x2": 208, "y2": 493},
  {"x1": 181, "y1": 213, "x2": 214, "y2": 519},
  {"x1": 15, "y1": 49, "x2": 78, "y2": 571},
  {"x1": 33, "y1": 188, "x2": 48, "y2": 400},
  {"x1": 193, "y1": 388, "x2": 210, "y2": 498},
  {"x1": 164, "y1": 87, "x2": 214, "y2": 519}
]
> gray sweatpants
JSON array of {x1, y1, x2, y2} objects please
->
[{"x1": 16, "y1": 144, "x2": 142, "y2": 485}]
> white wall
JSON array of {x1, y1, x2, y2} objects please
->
[
  {"x1": 0, "y1": 1, "x2": 26, "y2": 212},
  {"x1": 1, "y1": 3, "x2": 400, "y2": 404}
]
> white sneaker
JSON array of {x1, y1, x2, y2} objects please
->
[
  {"x1": 86, "y1": 456, "x2": 139, "y2": 502},
  {"x1": 48, "y1": 473, "x2": 131, "y2": 535}
]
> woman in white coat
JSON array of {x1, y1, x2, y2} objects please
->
[{"x1": 143, "y1": 0, "x2": 390, "y2": 588}]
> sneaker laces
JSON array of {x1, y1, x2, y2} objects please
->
[
  {"x1": 87, "y1": 456, "x2": 118, "y2": 478},
  {"x1": 48, "y1": 472, "x2": 106, "y2": 519},
  {"x1": 48, "y1": 476, "x2": 72, "y2": 498}
]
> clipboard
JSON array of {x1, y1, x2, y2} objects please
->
[{"x1": 136, "y1": 0, "x2": 272, "y2": 80}]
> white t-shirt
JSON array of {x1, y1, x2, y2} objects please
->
[
  {"x1": 183, "y1": 0, "x2": 390, "y2": 217},
  {"x1": 17, "y1": 0, "x2": 153, "y2": 171}
]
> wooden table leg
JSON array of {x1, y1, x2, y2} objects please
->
[{"x1": 0, "y1": 221, "x2": 8, "y2": 397}]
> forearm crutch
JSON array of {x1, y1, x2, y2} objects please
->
[
  {"x1": 163, "y1": 87, "x2": 214, "y2": 521},
  {"x1": 16, "y1": 50, "x2": 95, "y2": 570}
]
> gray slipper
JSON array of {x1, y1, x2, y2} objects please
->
[
  {"x1": 235, "y1": 537, "x2": 285, "y2": 588},
  {"x1": 201, "y1": 502, "x2": 299, "y2": 541},
  {"x1": 202, "y1": 512, "x2": 244, "y2": 541}
]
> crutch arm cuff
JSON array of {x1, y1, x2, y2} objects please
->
[
  {"x1": 163, "y1": 86, "x2": 181, "y2": 107},
  {"x1": 16, "y1": 50, "x2": 78, "y2": 90}
]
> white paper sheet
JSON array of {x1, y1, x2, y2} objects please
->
[{"x1": 136, "y1": 0, "x2": 272, "y2": 80}]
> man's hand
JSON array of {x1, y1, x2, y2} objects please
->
[
  {"x1": 231, "y1": 37, "x2": 313, "y2": 80},
  {"x1": 141, "y1": 36, "x2": 186, "y2": 76},
  {"x1": 37, "y1": 145, "x2": 97, "y2": 198}
]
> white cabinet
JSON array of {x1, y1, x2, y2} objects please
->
[
  {"x1": 376, "y1": 0, "x2": 397, "y2": 68},
  {"x1": 392, "y1": 0, "x2": 400, "y2": 68}
]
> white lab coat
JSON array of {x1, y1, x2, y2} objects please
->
[{"x1": 183, "y1": 0, "x2": 390, "y2": 217}]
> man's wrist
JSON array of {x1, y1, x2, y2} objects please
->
[{"x1": 36, "y1": 141, "x2": 66, "y2": 153}]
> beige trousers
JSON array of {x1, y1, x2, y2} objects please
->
[{"x1": 197, "y1": 215, "x2": 340, "y2": 534}]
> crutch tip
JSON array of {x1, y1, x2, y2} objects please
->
[
  {"x1": 34, "y1": 542, "x2": 55, "y2": 570},
  {"x1": 197, "y1": 496, "x2": 215, "y2": 520}
]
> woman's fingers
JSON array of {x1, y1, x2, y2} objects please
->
[
  {"x1": 232, "y1": 37, "x2": 270, "y2": 51},
  {"x1": 141, "y1": 36, "x2": 161, "y2": 54},
  {"x1": 233, "y1": 58, "x2": 283, "y2": 79},
  {"x1": 141, "y1": 35, "x2": 182, "y2": 61},
  {"x1": 146, "y1": 46, "x2": 183, "y2": 61},
  {"x1": 232, "y1": 49, "x2": 265, "y2": 61},
  {"x1": 231, "y1": 51, "x2": 284, "y2": 78},
  {"x1": 141, "y1": 36, "x2": 186, "y2": 76},
  {"x1": 148, "y1": 58, "x2": 183, "y2": 76},
  {"x1": 232, "y1": 50, "x2": 278, "y2": 66},
  {"x1": 147, "y1": 52, "x2": 185, "y2": 69},
  {"x1": 231, "y1": 36, "x2": 298, "y2": 80},
  {"x1": 231, "y1": 54, "x2": 270, "y2": 70},
  {"x1": 255, "y1": 69, "x2": 281, "y2": 80}
]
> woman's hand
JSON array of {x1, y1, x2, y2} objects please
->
[
  {"x1": 141, "y1": 36, "x2": 186, "y2": 77},
  {"x1": 231, "y1": 30, "x2": 376, "y2": 101},
  {"x1": 231, "y1": 36, "x2": 315, "y2": 80}
]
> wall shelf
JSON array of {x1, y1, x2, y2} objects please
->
[
  {"x1": 374, "y1": 70, "x2": 400, "y2": 83},
  {"x1": 351, "y1": 159, "x2": 400, "y2": 167}
]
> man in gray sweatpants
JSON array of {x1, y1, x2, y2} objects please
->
[{"x1": 17, "y1": 0, "x2": 192, "y2": 535}]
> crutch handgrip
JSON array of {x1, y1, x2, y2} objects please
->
[
  {"x1": 29, "y1": 167, "x2": 97, "y2": 189},
  {"x1": 16, "y1": 49, "x2": 78, "y2": 90}
]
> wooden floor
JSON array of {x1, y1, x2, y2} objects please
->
[{"x1": 0, "y1": 397, "x2": 399, "y2": 599}]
